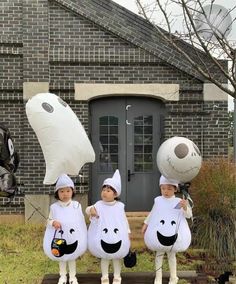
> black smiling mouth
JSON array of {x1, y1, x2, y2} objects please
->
[
  {"x1": 64, "y1": 240, "x2": 78, "y2": 254},
  {"x1": 55, "y1": 240, "x2": 78, "y2": 257},
  {"x1": 157, "y1": 231, "x2": 178, "y2": 246},
  {"x1": 101, "y1": 240, "x2": 122, "y2": 253}
]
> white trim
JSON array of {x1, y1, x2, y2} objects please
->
[
  {"x1": 74, "y1": 83, "x2": 179, "y2": 101},
  {"x1": 23, "y1": 82, "x2": 49, "y2": 100},
  {"x1": 203, "y1": 83, "x2": 228, "y2": 101}
]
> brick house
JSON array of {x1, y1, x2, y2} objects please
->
[{"x1": 0, "y1": 0, "x2": 228, "y2": 221}]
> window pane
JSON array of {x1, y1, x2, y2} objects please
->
[
  {"x1": 144, "y1": 145, "x2": 152, "y2": 153},
  {"x1": 110, "y1": 126, "x2": 118, "y2": 134},
  {"x1": 100, "y1": 136, "x2": 108, "y2": 144},
  {"x1": 134, "y1": 135, "x2": 143, "y2": 144},
  {"x1": 144, "y1": 126, "x2": 152, "y2": 134},
  {"x1": 134, "y1": 154, "x2": 143, "y2": 163},
  {"x1": 134, "y1": 126, "x2": 143, "y2": 134},
  {"x1": 99, "y1": 116, "x2": 118, "y2": 173},
  {"x1": 134, "y1": 163, "x2": 143, "y2": 172},
  {"x1": 100, "y1": 126, "x2": 108, "y2": 135},
  {"x1": 100, "y1": 116, "x2": 108, "y2": 125},
  {"x1": 133, "y1": 115, "x2": 153, "y2": 172},
  {"x1": 110, "y1": 135, "x2": 118, "y2": 144},
  {"x1": 110, "y1": 145, "x2": 118, "y2": 153},
  {"x1": 109, "y1": 116, "x2": 118, "y2": 125},
  {"x1": 134, "y1": 145, "x2": 143, "y2": 153}
]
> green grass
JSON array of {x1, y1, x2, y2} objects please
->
[{"x1": 0, "y1": 224, "x2": 202, "y2": 284}]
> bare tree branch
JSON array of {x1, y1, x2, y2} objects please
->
[{"x1": 136, "y1": 0, "x2": 236, "y2": 99}]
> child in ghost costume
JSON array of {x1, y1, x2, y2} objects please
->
[
  {"x1": 43, "y1": 174, "x2": 87, "y2": 284},
  {"x1": 86, "y1": 170, "x2": 130, "y2": 284},
  {"x1": 142, "y1": 175, "x2": 192, "y2": 284}
]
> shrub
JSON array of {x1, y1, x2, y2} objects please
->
[{"x1": 190, "y1": 158, "x2": 236, "y2": 272}]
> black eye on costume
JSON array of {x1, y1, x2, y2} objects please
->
[
  {"x1": 171, "y1": 221, "x2": 176, "y2": 226},
  {"x1": 160, "y1": 220, "x2": 165, "y2": 225},
  {"x1": 103, "y1": 228, "x2": 108, "y2": 233},
  {"x1": 59, "y1": 229, "x2": 64, "y2": 235},
  {"x1": 70, "y1": 229, "x2": 75, "y2": 234},
  {"x1": 114, "y1": 228, "x2": 119, "y2": 234}
]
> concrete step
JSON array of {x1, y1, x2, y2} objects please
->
[{"x1": 126, "y1": 212, "x2": 148, "y2": 241}]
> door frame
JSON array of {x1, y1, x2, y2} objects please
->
[{"x1": 88, "y1": 95, "x2": 166, "y2": 211}]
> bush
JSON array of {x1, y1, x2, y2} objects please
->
[{"x1": 190, "y1": 158, "x2": 236, "y2": 272}]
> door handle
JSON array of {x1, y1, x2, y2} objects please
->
[{"x1": 128, "y1": 170, "x2": 135, "y2": 182}]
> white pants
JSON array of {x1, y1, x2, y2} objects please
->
[
  {"x1": 101, "y1": 258, "x2": 121, "y2": 279},
  {"x1": 59, "y1": 260, "x2": 76, "y2": 278},
  {"x1": 155, "y1": 251, "x2": 178, "y2": 283}
]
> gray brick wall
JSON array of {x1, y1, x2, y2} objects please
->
[{"x1": 0, "y1": 0, "x2": 229, "y2": 214}]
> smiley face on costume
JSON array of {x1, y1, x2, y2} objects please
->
[
  {"x1": 144, "y1": 197, "x2": 191, "y2": 252},
  {"x1": 156, "y1": 218, "x2": 178, "y2": 247},
  {"x1": 88, "y1": 202, "x2": 130, "y2": 259},
  {"x1": 100, "y1": 227, "x2": 122, "y2": 254}
]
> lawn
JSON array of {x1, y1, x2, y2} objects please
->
[{"x1": 0, "y1": 223, "x2": 203, "y2": 284}]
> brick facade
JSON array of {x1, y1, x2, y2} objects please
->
[{"x1": 0, "y1": 0, "x2": 229, "y2": 215}]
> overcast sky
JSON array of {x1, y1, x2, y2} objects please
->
[{"x1": 113, "y1": 0, "x2": 235, "y2": 110}]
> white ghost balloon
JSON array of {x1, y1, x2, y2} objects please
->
[
  {"x1": 144, "y1": 196, "x2": 191, "y2": 252},
  {"x1": 156, "y1": 136, "x2": 202, "y2": 183},
  {"x1": 88, "y1": 201, "x2": 130, "y2": 259},
  {"x1": 25, "y1": 93, "x2": 95, "y2": 184},
  {"x1": 43, "y1": 201, "x2": 87, "y2": 261}
]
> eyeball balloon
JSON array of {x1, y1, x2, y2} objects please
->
[
  {"x1": 144, "y1": 196, "x2": 191, "y2": 252},
  {"x1": 156, "y1": 137, "x2": 202, "y2": 183},
  {"x1": 25, "y1": 93, "x2": 95, "y2": 184},
  {"x1": 88, "y1": 201, "x2": 130, "y2": 259},
  {"x1": 43, "y1": 201, "x2": 87, "y2": 261}
]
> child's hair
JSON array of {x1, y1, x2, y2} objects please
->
[
  {"x1": 54, "y1": 187, "x2": 75, "y2": 200},
  {"x1": 102, "y1": 185, "x2": 120, "y2": 201}
]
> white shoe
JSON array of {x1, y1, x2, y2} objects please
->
[
  {"x1": 154, "y1": 277, "x2": 162, "y2": 284},
  {"x1": 168, "y1": 277, "x2": 179, "y2": 284},
  {"x1": 69, "y1": 276, "x2": 78, "y2": 284},
  {"x1": 101, "y1": 276, "x2": 109, "y2": 284},
  {"x1": 58, "y1": 275, "x2": 67, "y2": 284},
  {"x1": 112, "y1": 276, "x2": 121, "y2": 284}
]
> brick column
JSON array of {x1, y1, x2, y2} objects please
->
[{"x1": 22, "y1": 0, "x2": 49, "y2": 85}]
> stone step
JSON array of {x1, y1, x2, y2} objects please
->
[{"x1": 126, "y1": 212, "x2": 148, "y2": 241}]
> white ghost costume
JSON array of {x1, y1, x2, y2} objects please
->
[
  {"x1": 86, "y1": 170, "x2": 130, "y2": 283},
  {"x1": 43, "y1": 201, "x2": 87, "y2": 261},
  {"x1": 144, "y1": 175, "x2": 192, "y2": 284},
  {"x1": 88, "y1": 200, "x2": 130, "y2": 259},
  {"x1": 43, "y1": 174, "x2": 87, "y2": 284}
]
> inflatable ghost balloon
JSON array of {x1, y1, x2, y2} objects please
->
[
  {"x1": 43, "y1": 201, "x2": 87, "y2": 261},
  {"x1": 144, "y1": 196, "x2": 191, "y2": 252},
  {"x1": 156, "y1": 137, "x2": 202, "y2": 183},
  {"x1": 25, "y1": 93, "x2": 95, "y2": 184},
  {"x1": 88, "y1": 201, "x2": 130, "y2": 260},
  {"x1": 0, "y1": 124, "x2": 19, "y2": 198}
]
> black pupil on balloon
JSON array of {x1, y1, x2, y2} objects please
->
[
  {"x1": 174, "y1": 143, "x2": 189, "y2": 159},
  {"x1": 42, "y1": 102, "x2": 54, "y2": 113}
]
